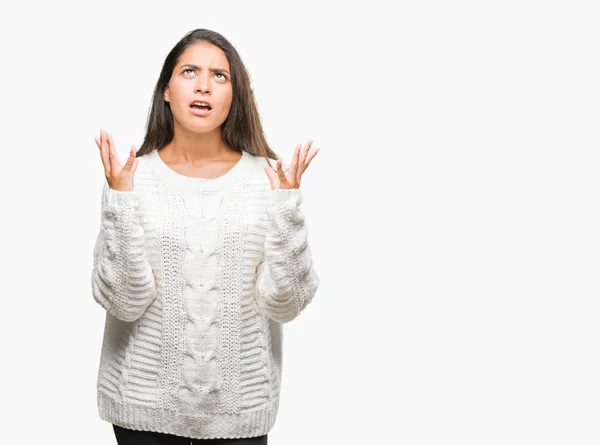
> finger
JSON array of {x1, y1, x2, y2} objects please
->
[
  {"x1": 304, "y1": 147, "x2": 320, "y2": 170},
  {"x1": 300, "y1": 140, "x2": 313, "y2": 165},
  {"x1": 276, "y1": 160, "x2": 288, "y2": 187},
  {"x1": 123, "y1": 145, "x2": 136, "y2": 171},
  {"x1": 107, "y1": 131, "x2": 121, "y2": 170},
  {"x1": 288, "y1": 144, "x2": 301, "y2": 175},
  {"x1": 94, "y1": 136, "x2": 108, "y2": 173},
  {"x1": 297, "y1": 140, "x2": 313, "y2": 183},
  {"x1": 99, "y1": 129, "x2": 111, "y2": 174},
  {"x1": 131, "y1": 158, "x2": 139, "y2": 176},
  {"x1": 264, "y1": 165, "x2": 279, "y2": 190}
]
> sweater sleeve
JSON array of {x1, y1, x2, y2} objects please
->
[
  {"x1": 254, "y1": 188, "x2": 320, "y2": 323},
  {"x1": 91, "y1": 183, "x2": 157, "y2": 322}
]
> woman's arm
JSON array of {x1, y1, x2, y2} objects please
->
[
  {"x1": 254, "y1": 188, "x2": 320, "y2": 323},
  {"x1": 91, "y1": 182, "x2": 157, "y2": 322}
]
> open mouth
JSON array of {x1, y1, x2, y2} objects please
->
[
  {"x1": 189, "y1": 100, "x2": 212, "y2": 111},
  {"x1": 189, "y1": 100, "x2": 212, "y2": 117}
]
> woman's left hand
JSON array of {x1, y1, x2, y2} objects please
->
[{"x1": 264, "y1": 140, "x2": 319, "y2": 190}]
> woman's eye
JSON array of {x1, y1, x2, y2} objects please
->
[{"x1": 182, "y1": 69, "x2": 227, "y2": 80}]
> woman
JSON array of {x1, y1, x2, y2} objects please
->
[{"x1": 91, "y1": 28, "x2": 320, "y2": 444}]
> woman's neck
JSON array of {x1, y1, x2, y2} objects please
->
[{"x1": 162, "y1": 126, "x2": 236, "y2": 162}]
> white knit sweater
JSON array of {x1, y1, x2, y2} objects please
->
[{"x1": 91, "y1": 149, "x2": 319, "y2": 439}]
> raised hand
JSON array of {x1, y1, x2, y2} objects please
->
[
  {"x1": 94, "y1": 128, "x2": 138, "y2": 192},
  {"x1": 264, "y1": 139, "x2": 319, "y2": 190}
]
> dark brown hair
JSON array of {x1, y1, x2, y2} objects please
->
[{"x1": 136, "y1": 28, "x2": 279, "y2": 164}]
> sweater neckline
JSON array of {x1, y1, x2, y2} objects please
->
[{"x1": 146, "y1": 148, "x2": 249, "y2": 191}]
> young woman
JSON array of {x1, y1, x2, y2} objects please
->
[{"x1": 91, "y1": 28, "x2": 320, "y2": 444}]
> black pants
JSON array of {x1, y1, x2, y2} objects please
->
[{"x1": 113, "y1": 424, "x2": 268, "y2": 445}]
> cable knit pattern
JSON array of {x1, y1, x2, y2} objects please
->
[
  {"x1": 92, "y1": 183, "x2": 158, "y2": 322},
  {"x1": 255, "y1": 189, "x2": 319, "y2": 323},
  {"x1": 91, "y1": 149, "x2": 319, "y2": 440}
]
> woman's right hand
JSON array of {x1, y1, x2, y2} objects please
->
[{"x1": 94, "y1": 128, "x2": 138, "y2": 192}]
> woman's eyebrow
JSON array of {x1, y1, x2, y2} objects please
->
[{"x1": 180, "y1": 64, "x2": 230, "y2": 75}]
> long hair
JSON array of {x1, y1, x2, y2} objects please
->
[{"x1": 136, "y1": 29, "x2": 279, "y2": 165}]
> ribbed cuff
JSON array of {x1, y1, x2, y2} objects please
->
[
  {"x1": 268, "y1": 188, "x2": 302, "y2": 203},
  {"x1": 103, "y1": 187, "x2": 140, "y2": 208}
]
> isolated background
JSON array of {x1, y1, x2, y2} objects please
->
[{"x1": 1, "y1": 1, "x2": 598, "y2": 444}]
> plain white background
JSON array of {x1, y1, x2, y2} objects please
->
[{"x1": 0, "y1": 1, "x2": 599, "y2": 444}]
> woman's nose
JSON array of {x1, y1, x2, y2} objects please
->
[{"x1": 195, "y1": 77, "x2": 210, "y2": 94}]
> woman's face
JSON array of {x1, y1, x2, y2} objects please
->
[{"x1": 164, "y1": 41, "x2": 233, "y2": 134}]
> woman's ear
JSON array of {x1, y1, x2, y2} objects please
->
[{"x1": 164, "y1": 87, "x2": 170, "y2": 102}]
